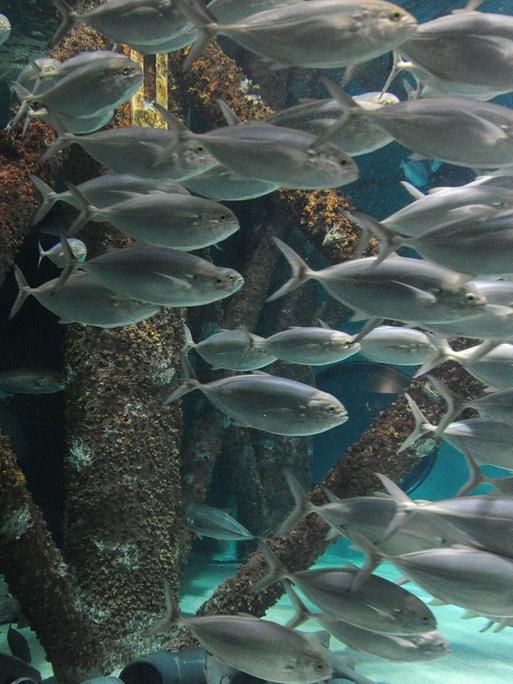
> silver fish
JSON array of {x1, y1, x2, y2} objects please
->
[
  {"x1": 256, "y1": 542, "x2": 436, "y2": 634},
  {"x1": 207, "y1": 0, "x2": 299, "y2": 24},
  {"x1": 256, "y1": 326, "x2": 360, "y2": 366},
  {"x1": 183, "y1": 502, "x2": 254, "y2": 540},
  {"x1": 268, "y1": 238, "x2": 487, "y2": 325},
  {"x1": 0, "y1": 13, "x2": 11, "y2": 46},
  {"x1": 50, "y1": 0, "x2": 191, "y2": 51},
  {"x1": 183, "y1": 324, "x2": 275, "y2": 371},
  {"x1": 38, "y1": 238, "x2": 87, "y2": 269},
  {"x1": 0, "y1": 369, "x2": 64, "y2": 398},
  {"x1": 383, "y1": 175, "x2": 513, "y2": 237},
  {"x1": 13, "y1": 53, "x2": 142, "y2": 127},
  {"x1": 151, "y1": 582, "x2": 332, "y2": 684},
  {"x1": 10, "y1": 268, "x2": 161, "y2": 328},
  {"x1": 64, "y1": 245, "x2": 244, "y2": 307},
  {"x1": 284, "y1": 583, "x2": 449, "y2": 663},
  {"x1": 178, "y1": 0, "x2": 417, "y2": 70},
  {"x1": 359, "y1": 325, "x2": 436, "y2": 366},
  {"x1": 43, "y1": 123, "x2": 218, "y2": 183},
  {"x1": 266, "y1": 92, "x2": 399, "y2": 157},
  {"x1": 183, "y1": 164, "x2": 278, "y2": 201},
  {"x1": 30, "y1": 174, "x2": 189, "y2": 226},
  {"x1": 165, "y1": 360, "x2": 347, "y2": 436}
]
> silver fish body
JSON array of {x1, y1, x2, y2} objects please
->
[
  {"x1": 184, "y1": 326, "x2": 276, "y2": 370},
  {"x1": 183, "y1": 164, "x2": 278, "y2": 200},
  {"x1": 258, "y1": 327, "x2": 360, "y2": 365},
  {"x1": 442, "y1": 418, "x2": 513, "y2": 471},
  {"x1": 0, "y1": 369, "x2": 64, "y2": 397},
  {"x1": 465, "y1": 388, "x2": 513, "y2": 423},
  {"x1": 450, "y1": 343, "x2": 513, "y2": 390},
  {"x1": 38, "y1": 238, "x2": 87, "y2": 268},
  {"x1": 183, "y1": 502, "x2": 254, "y2": 540},
  {"x1": 0, "y1": 13, "x2": 11, "y2": 46},
  {"x1": 193, "y1": 122, "x2": 358, "y2": 190},
  {"x1": 78, "y1": 246, "x2": 244, "y2": 307},
  {"x1": 182, "y1": 614, "x2": 332, "y2": 684},
  {"x1": 359, "y1": 326, "x2": 436, "y2": 366}
]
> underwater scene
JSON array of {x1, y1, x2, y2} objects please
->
[{"x1": 3, "y1": 0, "x2": 513, "y2": 683}]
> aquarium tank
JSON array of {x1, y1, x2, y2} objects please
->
[{"x1": 2, "y1": 1, "x2": 513, "y2": 684}]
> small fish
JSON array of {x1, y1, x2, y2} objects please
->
[
  {"x1": 284, "y1": 583, "x2": 449, "y2": 663},
  {"x1": 150, "y1": 581, "x2": 332, "y2": 684},
  {"x1": 255, "y1": 326, "x2": 360, "y2": 366},
  {"x1": 358, "y1": 325, "x2": 437, "y2": 366},
  {"x1": 255, "y1": 542, "x2": 436, "y2": 635},
  {"x1": 38, "y1": 238, "x2": 87, "y2": 269},
  {"x1": 50, "y1": 0, "x2": 192, "y2": 52},
  {"x1": 0, "y1": 653, "x2": 41, "y2": 684},
  {"x1": 183, "y1": 324, "x2": 275, "y2": 371},
  {"x1": 65, "y1": 184, "x2": 240, "y2": 252},
  {"x1": 164, "y1": 356, "x2": 347, "y2": 436},
  {"x1": 31, "y1": 173, "x2": 189, "y2": 226},
  {"x1": 400, "y1": 160, "x2": 430, "y2": 189},
  {"x1": 7, "y1": 625, "x2": 31, "y2": 663},
  {"x1": 177, "y1": 0, "x2": 417, "y2": 71},
  {"x1": 0, "y1": 13, "x2": 11, "y2": 46},
  {"x1": 268, "y1": 238, "x2": 487, "y2": 326},
  {"x1": 183, "y1": 164, "x2": 278, "y2": 201},
  {"x1": 183, "y1": 502, "x2": 254, "y2": 540},
  {"x1": 0, "y1": 369, "x2": 64, "y2": 399},
  {"x1": 10, "y1": 268, "x2": 162, "y2": 328}
]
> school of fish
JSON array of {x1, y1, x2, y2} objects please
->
[{"x1": 5, "y1": 0, "x2": 513, "y2": 681}]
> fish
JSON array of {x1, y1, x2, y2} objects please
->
[
  {"x1": 324, "y1": 81, "x2": 513, "y2": 169},
  {"x1": 383, "y1": 175, "x2": 513, "y2": 237},
  {"x1": 38, "y1": 238, "x2": 87, "y2": 269},
  {"x1": 153, "y1": 101, "x2": 358, "y2": 191},
  {"x1": 42, "y1": 121, "x2": 218, "y2": 183},
  {"x1": 54, "y1": 245, "x2": 244, "y2": 308},
  {"x1": 164, "y1": 355, "x2": 348, "y2": 436},
  {"x1": 10, "y1": 268, "x2": 162, "y2": 328},
  {"x1": 254, "y1": 325, "x2": 360, "y2": 366},
  {"x1": 182, "y1": 164, "x2": 279, "y2": 201},
  {"x1": 15, "y1": 58, "x2": 62, "y2": 93},
  {"x1": 400, "y1": 159, "x2": 440, "y2": 189},
  {"x1": 177, "y1": 0, "x2": 417, "y2": 71},
  {"x1": 255, "y1": 542, "x2": 436, "y2": 634},
  {"x1": 268, "y1": 238, "x2": 488, "y2": 326},
  {"x1": 150, "y1": 581, "x2": 332, "y2": 684},
  {"x1": 0, "y1": 369, "x2": 64, "y2": 399},
  {"x1": 183, "y1": 502, "x2": 254, "y2": 540},
  {"x1": 266, "y1": 91, "x2": 399, "y2": 157},
  {"x1": 65, "y1": 184, "x2": 240, "y2": 251},
  {"x1": 0, "y1": 654, "x2": 41, "y2": 684},
  {"x1": 0, "y1": 13, "x2": 11, "y2": 46},
  {"x1": 30, "y1": 174, "x2": 189, "y2": 226},
  {"x1": 358, "y1": 325, "x2": 437, "y2": 366},
  {"x1": 12, "y1": 52, "x2": 143, "y2": 128},
  {"x1": 7, "y1": 625, "x2": 31, "y2": 663},
  {"x1": 50, "y1": 0, "x2": 192, "y2": 51},
  {"x1": 284, "y1": 583, "x2": 449, "y2": 663},
  {"x1": 183, "y1": 324, "x2": 275, "y2": 371}
]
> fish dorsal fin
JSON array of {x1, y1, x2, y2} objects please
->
[
  {"x1": 217, "y1": 99, "x2": 241, "y2": 126},
  {"x1": 400, "y1": 180, "x2": 425, "y2": 200}
]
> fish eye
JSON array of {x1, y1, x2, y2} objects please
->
[
  {"x1": 123, "y1": 66, "x2": 131, "y2": 75},
  {"x1": 216, "y1": 277, "x2": 224, "y2": 284},
  {"x1": 220, "y1": 214, "x2": 228, "y2": 220},
  {"x1": 196, "y1": 145, "x2": 205, "y2": 152},
  {"x1": 327, "y1": 406, "x2": 337, "y2": 413},
  {"x1": 315, "y1": 664, "x2": 325, "y2": 671},
  {"x1": 389, "y1": 10, "x2": 403, "y2": 21},
  {"x1": 465, "y1": 292, "x2": 477, "y2": 301},
  {"x1": 340, "y1": 158, "x2": 348, "y2": 165}
]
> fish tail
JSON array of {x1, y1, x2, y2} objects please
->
[
  {"x1": 9, "y1": 82, "x2": 34, "y2": 132},
  {"x1": 373, "y1": 473, "x2": 417, "y2": 542},
  {"x1": 163, "y1": 352, "x2": 201, "y2": 406},
  {"x1": 273, "y1": 469, "x2": 318, "y2": 538},
  {"x1": 9, "y1": 265, "x2": 34, "y2": 320},
  {"x1": 182, "y1": 324, "x2": 196, "y2": 355},
  {"x1": 41, "y1": 115, "x2": 76, "y2": 161},
  {"x1": 465, "y1": 338, "x2": 502, "y2": 362},
  {"x1": 174, "y1": 0, "x2": 219, "y2": 71},
  {"x1": 267, "y1": 237, "x2": 314, "y2": 302},
  {"x1": 148, "y1": 578, "x2": 180, "y2": 635},
  {"x1": 30, "y1": 175, "x2": 59, "y2": 225},
  {"x1": 345, "y1": 530, "x2": 385, "y2": 593},
  {"x1": 282, "y1": 580, "x2": 312, "y2": 630},
  {"x1": 398, "y1": 394, "x2": 435, "y2": 453},
  {"x1": 426, "y1": 374, "x2": 464, "y2": 436},
  {"x1": 252, "y1": 541, "x2": 289, "y2": 592},
  {"x1": 414, "y1": 336, "x2": 459, "y2": 377},
  {"x1": 456, "y1": 451, "x2": 486, "y2": 497},
  {"x1": 343, "y1": 209, "x2": 404, "y2": 268},
  {"x1": 50, "y1": 0, "x2": 77, "y2": 47},
  {"x1": 37, "y1": 241, "x2": 46, "y2": 270},
  {"x1": 65, "y1": 182, "x2": 97, "y2": 235}
]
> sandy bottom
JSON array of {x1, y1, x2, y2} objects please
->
[{"x1": 2, "y1": 543, "x2": 512, "y2": 684}]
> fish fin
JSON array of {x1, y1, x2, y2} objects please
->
[
  {"x1": 390, "y1": 281, "x2": 437, "y2": 304},
  {"x1": 273, "y1": 469, "x2": 317, "y2": 538},
  {"x1": 266, "y1": 238, "x2": 314, "y2": 302},
  {"x1": 50, "y1": 0, "x2": 77, "y2": 46},
  {"x1": 352, "y1": 317, "x2": 383, "y2": 344},
  {"x1": 414, "y1": 336, "x2": 457, "y2": 377},
  {"x1": 37, "y1": 241, "x2": 46, "y2": 270},
  {"x1": 9, "y1": 82, "x2": 34, "y2": 131},
  {"x1": 373, "y1": 473, "x2": 416, "y2": 541},
  {"x1": 312, "y1": 79, "x2": 359, "y2": 146},
  {"x1": 305, "y1": 630, "x2": 331, "y2": 649},
  {"x1": 429, "y1": 598, "x2": 447, "y2": 606},
  {"x1": 426, "y1": 374, "x2": 463, "y2": 436},
  {"x1": 322, "y1": 487, "x2": 341, "y2": 503},
  {"x1": 461, "y1": 610, "x2": 479, "y2": 619},
  {"x1": 30, "y1": 175, "x2": 59, "y2": 225},
  {"x1": 148, "y1": 578, "x2": 179, "y2": 635},
  {"x1": 182, "y1": 323, "x2": 196, "y2": 355},
  {"x1": 453, "y1": 0, "x2": 484, "y2": 12},
  {"x1": 409, "y1": 153, "x2": 430, "y2": 161},
  {"x1": 65, "y1": 182, "x2": 98, "y2": 235},
  {"x1": 324, "y1": 527, "x2": 342, "y2": 541},
  {"x1": 395, "y1": 575, "x2": 410, "y2": 586},
  {"x1": 398, "y1": 394, "x2": 435, "y2": 453},
  {"x1": 317, "y1": 319, "x2": 331, "y2": 330},
  {"x1": 163, "y1": 353, "x2": 199, "y2": 405},
  {"x1": 174, "y1": 0, "x2": 219, "y2": 71},
  {"x1": 465, "y1": 339, "x2": 502, "y2": 362},
  {"x1": 150, "y1": 102, "x2": 187, "y2": 136},
  {"x1": 252, "y1": 541, "x2": 289, "y2": 592},
  {"x1": 493, "y1": 619, "x2": 509, "y2": 633},
  {"x1": 455, "y1": 451, "x2": 486, "y2": 497},
  {"x1": 41, "y1": 118, "x2": 76, "y2": 161},
  {"x1": 216, "y1": 99, "x2": 241, "y2": 126},
  {"x1": 400, "y1": 180, "x2": 425, "y2": 200},
  {"x1": 282, "y1": 580, "x2": 312, "y2": 629},
  {"x1": 9, "y1": 265, "x2": 34, "y2": 320},
  {"x1": 345, "y1": 530, "x2": 385, "y2": 593},
  {"x1": 479, "y1": 620, "x2": 496, "y2": 633}
]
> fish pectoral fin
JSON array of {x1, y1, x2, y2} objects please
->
[
  {"x1": 150, "y1": 271, "x2": 192, "y2": 290},
  {"x1": 390, "y1": 280, "x2": 437, "y2": 304},
  {"x1": 231, "y1": 418, "x2": 250, "y2": 428}
]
